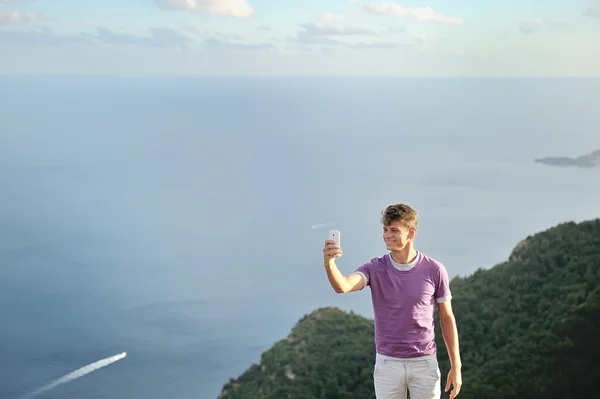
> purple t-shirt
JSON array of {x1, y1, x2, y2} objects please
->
[{"x1": 355, "y1": 251, "x2": 452, "y2": 359}]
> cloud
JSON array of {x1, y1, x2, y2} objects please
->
[
  {"x1": 0, "y1": 27, "x2": 94, "y2": 46},
  {"x1": 0, "y1": 26, "x2": 196, "y2": 47},
  {"x1": 316, "y1": 12, "x2": 347, "y2": 22},
  {"x1": 292, "y1": 31, "x2": 342, "y2": 46},
  {"x1": 384, "y1": 26, "x2": 405, "y2": 34},
  {"x1": 152, "y1": 0, "x2": 254, "y2": 18},
  {"x1": 181, "y1": 24, "x2": 208, "y2": 36},
  {"x1": 289, "y1": 20, "x2": 379, "y2": 46},
  {"x1": 202, "y1": 36, "x2": 275, "y2": 50},
  {"x1": 584, "y1": 0, "x2": 600, "y2": 18},
  {"x1": 519, "y1": 18, "x2": 543, "y2": 34},
  {"x1": 0, "y1": 25, "x2": 275, "y2": 53},
  {"x1": 95, "y1": 27, "x2": 195, "y2": 48},
  {"x1": 350, "y1": 41, "x2": 407, "y2": 50},
  {"x1": 362, "y1": 2, "x2": 463, "y2": 25},
  {"x1": 0, "y1": 11, "x2": 41, "y2": 24},
  {"x1": 289, "y1": 31, "x2": 407, "y2": 50},
  {"x1": 299, "y1": 22, "x2": 376, "y2": 37},
  {"x1": 288, "y1": 20, "x2": 410, "y2": 51},
  {"x1": 518, "y1": 18, "x2": 569, "y2": 34}
]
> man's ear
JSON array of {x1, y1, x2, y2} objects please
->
[{"x1": 409, "y1": 228, "x2": 417, "y2": 239}]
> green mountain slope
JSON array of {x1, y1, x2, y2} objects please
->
[
  {"x1": 218, "y1": 218, "x2": 600, "y2": 399},
  {"x1": 219, "y1": 307, "x2": 376, "y2": 399}
]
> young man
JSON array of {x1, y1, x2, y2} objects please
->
[{"x1": 322, "y1": 203, "x2": 462, "y2": 399}]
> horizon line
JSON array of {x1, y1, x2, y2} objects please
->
[{"x1": 1, "y1": 73, "x2": 599, "y2": 79}]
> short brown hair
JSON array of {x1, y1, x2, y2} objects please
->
[{"x1": 381, "y1": 203, "x2": 418, "y2": 230}]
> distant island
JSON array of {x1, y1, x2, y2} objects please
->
[
  {"x1": 218, "y1": 218, "x2": 600, "y2": 399},
  {"x1": 534, "y1": 148, "x2": 600, "y2": 168}
]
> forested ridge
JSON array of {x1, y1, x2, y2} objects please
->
[{"x1": 218, "y1": 218, "x2": 600, "y2": 399}]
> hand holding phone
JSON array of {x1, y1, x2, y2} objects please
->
[{"x1": 323, "y1": 230, "x2": 342, "y2": 261}]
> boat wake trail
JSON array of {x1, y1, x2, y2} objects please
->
[
  {"x1": 311, "y1": 221, "x2": 340, "y2": 230},
  {"x1": 20, "y1": 352, "x2": 127, "y2": 399}
]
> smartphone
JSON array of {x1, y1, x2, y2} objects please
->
[{"x1": 328, "y1": 230, "x2": 341, "y2": 247}]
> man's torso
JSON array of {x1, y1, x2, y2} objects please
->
[{"x1": 358, "y1": 252, "x2": 448, "y2": 359}]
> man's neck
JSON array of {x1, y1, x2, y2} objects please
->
[{"x1": 390, "y1": 246, "x2": 418, "y2": 264}]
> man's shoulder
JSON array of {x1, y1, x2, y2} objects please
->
[
  {"x1": 417, "y1": 252, "x2": 447, "y2": 271},
  {"x1": 369, "y1": 254, "x2": 389, "y2": 266},
  {"x1": 357, "y1": 254, "x2": 388, "y2": 270}
]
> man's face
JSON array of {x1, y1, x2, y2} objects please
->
[{"x1": 382, "y1": 220, "x2": 414, "y2": 251}]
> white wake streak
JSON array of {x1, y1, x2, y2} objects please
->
[
  {"x1": 21, "y1": 352, "x2": 127, "y2": 399},
  {"x1": 311, "y1": 221, "x2": 339, "y2": 230}
]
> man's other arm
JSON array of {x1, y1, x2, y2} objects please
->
[
  {"x1": 438, "y1": 300, "x2": 463, "y2": 398},
  {"x1": 438, "y1": 300, "x2": 461, "y2": 368}
]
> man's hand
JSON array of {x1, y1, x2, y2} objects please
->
[
  {"x1": 323, "y1": 240, "x2": 342, "y2": 263},
  {"x1": 445, "y1": 367, "x2": 462, "y2": 399}
]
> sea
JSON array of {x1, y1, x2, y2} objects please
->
[{"x1": 1, "y1": 76, "x2": 599, "y2": 399}]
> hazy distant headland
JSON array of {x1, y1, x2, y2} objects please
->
[{"x1": 534, "y1": 149, "x2": 600, "y2": 168}]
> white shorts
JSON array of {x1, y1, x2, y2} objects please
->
[{"x1": 373, "y1": 353, "x2": 441, "y2": 399}]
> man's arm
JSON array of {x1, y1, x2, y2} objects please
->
[
  {"x1": 324, "y1": 259, "x2": 366, "y2": 294},
  {"x1": 438, "y1": 300, "x2": 461, "y2": 368},
  {"x1": 438, "y1": 300, "x2": 462, "y2": 399}
]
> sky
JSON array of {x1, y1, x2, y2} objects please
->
[{"x1": 0, "y1": 0, "x2": 599, "y2": 76}]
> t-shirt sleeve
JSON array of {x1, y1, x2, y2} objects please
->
[
  {"x1": 434, "y1": 263, "x2": 452, "y2": 303},
  {"x1": 354, "y1": 259, "x2": 374, "y2": 288}
]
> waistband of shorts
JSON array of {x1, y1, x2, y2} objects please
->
[{"x1": 376, "y1": 352, "x2": 437, "y2": 362}]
